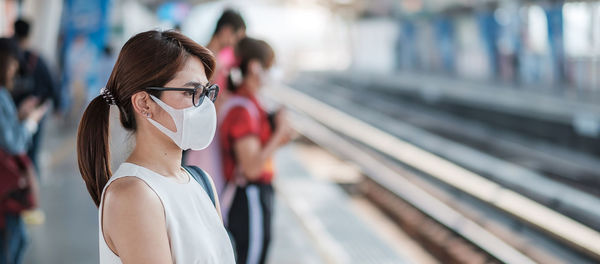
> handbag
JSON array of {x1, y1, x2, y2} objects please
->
[{"x1": 0, "y1": 149, "x2": 36, "y2": 216}]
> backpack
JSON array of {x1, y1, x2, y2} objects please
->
[{"x1": 0, "y1": 149, "x2": 36, "y2": 228}]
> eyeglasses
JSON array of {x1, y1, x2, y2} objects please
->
[{"x1": 146, "y1": 83, "x2": 219, "y2": 107}]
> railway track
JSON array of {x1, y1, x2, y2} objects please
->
[
  {"x1": 264, "y1": 82, "x2": 600, "y2": 263},
  {"x1": 288, "y1": 75, "x2": 600, "y2": 231}
]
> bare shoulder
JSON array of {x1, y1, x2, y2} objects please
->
[
  {"x1": 102, "y1": 177, "x2": 172, "y2": 263},
  {"x1": 104, "y1": 177, "x2": 156, "y2": 201},
  {"x1": 103, "y1": 176, "x2": 163, "y2": 218}
]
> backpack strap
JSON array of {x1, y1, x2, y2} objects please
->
[
  {"x1": 218, "y1": 95, "x2": 261, "y2": 187},
  {"x1": 184, "y1": 165, "x2": 239, "y2": 259},
  {"x1": 183, "y1": 165, "x2": 216, "y2": 207},
  {"x1": 218, "y1": 95, "x2": 260, "y2": 127}
]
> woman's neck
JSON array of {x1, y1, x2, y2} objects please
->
[
  {"x1": 238, "y1": 79, "x2": 259, "y2": 96},
  {"x1": 126, "y1": 131, "x2": 183, "y2": 178}
]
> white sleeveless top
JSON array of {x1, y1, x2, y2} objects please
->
[{"x1": 98, "y1": 162, "x2": 236, "y2": 264}]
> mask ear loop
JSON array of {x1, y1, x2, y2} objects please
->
[
  {"x1": 146, "y1": 95, "x2": 183, "y2": 148},
  {"x1": 149, "y1": 94, "x2": 177, "y2": 112},
  {"x1": 230, "y1": 67, "x2": 243, "y2": 87}
]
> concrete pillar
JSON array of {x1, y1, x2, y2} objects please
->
[
  {"x1": 0, "y1": 0, "x2": 19, "y2": 36},
  {"x1": 20, "y1": 0, "x2": 63, "y2": 67}
]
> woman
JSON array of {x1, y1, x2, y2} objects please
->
[
  {"x1": 219, "y1": 37, "x2": 293, "y2": 264},
  {"x1": 76, "y1": 30, "x2": 235, "y2": 263},
  {"x1": 0, "y1": 38, "x2": 46, "y2": 264}
]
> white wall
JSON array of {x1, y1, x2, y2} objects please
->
[{"x1": 22, "y1": 0, "x2": 63, "y2": 68}]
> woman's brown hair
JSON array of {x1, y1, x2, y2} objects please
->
[
  {"x1": 0, "y1": 38, "x2": 19, "y2": 88},
  {"x1": 77, "y1": 30, "x2": 216, "y2": 207}
]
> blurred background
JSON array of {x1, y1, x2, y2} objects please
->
[{"x1": 1, "y1": 0, "x2": 600, "y2": 263}]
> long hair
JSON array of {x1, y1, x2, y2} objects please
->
[
  {"x1": 77, "y1": 30, "x2": 215, "y2": 207},
  {"x1": 0, "y1": 38, "x2": 19, "y2": 87}
]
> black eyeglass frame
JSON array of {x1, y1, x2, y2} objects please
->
[{"x1": 145, "y1": 83, "x2": 219, "y2": 107}]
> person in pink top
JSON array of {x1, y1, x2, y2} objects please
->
[
  {"x1": 206, "y1": 9, "x2": 246, "y2": 109},
  {"x1": 185, "y1": 9, "x2": 246, "y2": 195}
]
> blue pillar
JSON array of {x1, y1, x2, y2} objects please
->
[
  {"x1": 477, "y1": 11, "x2": 500, "y2": 78},
  {"x1": 545, "y1": 2, "x2": 565, "y2": 84},
  {"x1": 59, "y1": 0, "x2": 111, "y2": 111},
  {"x1": 434, "y1": 16, "x2": 455, "y2": 74},
  {"x1": 396, "y1": 20, "x2": 417, "y2": 70}
]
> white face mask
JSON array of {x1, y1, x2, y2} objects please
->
[{"x1": 147, "y1": 95, "x2": 217, "y2": 150}]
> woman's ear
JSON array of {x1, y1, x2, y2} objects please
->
[{"x1": 131, "y1": 91, "x2": 153, "y2": 118}]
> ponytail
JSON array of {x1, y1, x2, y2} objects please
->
[{"x1": 77, "y1": 96, "x2": 112, "y2": 207}]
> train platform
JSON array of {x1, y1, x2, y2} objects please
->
[{"x1": 21, "y1": 107, "x2": 421, "y2": 264}]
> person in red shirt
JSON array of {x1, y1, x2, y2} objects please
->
[{"x1": 219, "y1": 37, "x2": 293, "y2": 264}]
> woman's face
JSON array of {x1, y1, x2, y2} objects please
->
[
  {"x1": 222, "y1": 26, "x2": 246, "y2": 48},
  {"x1": 150, "y1": 56, "x2": 209, "y2": 132},
  {"x1": 243, "y1": 59, "x2": 269, "y2": 94}
]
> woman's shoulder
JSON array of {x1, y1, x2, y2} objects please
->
[
  {"x1": 101, "y1": 177, "x2": 171, "y2": 263},
  {"x1": 103, "y1": 176, "x2": 162, "y2": 214},
  {"x1": 105, "y1": 176, "x2": 151, "y2": 196}
]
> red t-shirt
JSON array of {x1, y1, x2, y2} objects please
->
[{"x1": 219, "y1": 93, "x2": 274, "y2": 184}]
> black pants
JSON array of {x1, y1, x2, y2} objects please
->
[{"x1": 227, "y1": 184, "x2": 274, "y2": 264}]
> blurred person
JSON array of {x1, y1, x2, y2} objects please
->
[
  {"x1": 76, "y1": 30, "x2": 235, "y2": 264},
  {"x1": 206, "y1": 8, "x2": 247, "y2": 100},
  {"x1": 219, "y1": 37, "x2": 294, "y2": 264},
  {"x1": 12, "y1": 18, "x2": 62, "y2": 174},
  {"x1": 186, "y1": 8, "x2": 246, "y2": 194},
  {"x1": 0, "y1": 38, "x2": 47, "y2": 264}
]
